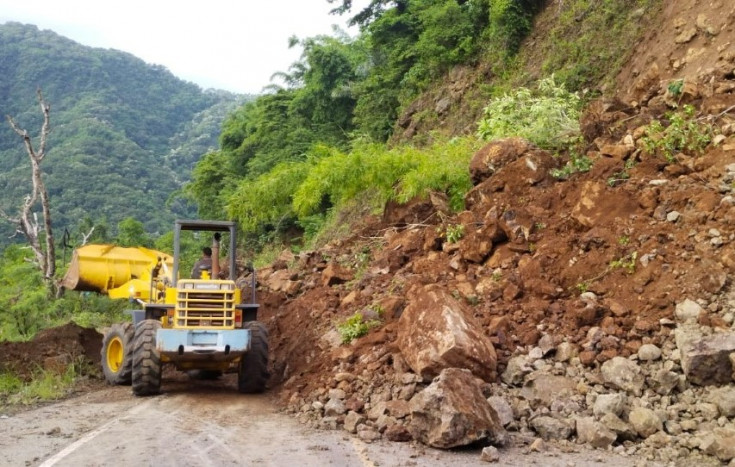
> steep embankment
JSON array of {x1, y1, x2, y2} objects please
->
[{"x1": 251, "y1": 2, "x2": 735, "y2": 464}]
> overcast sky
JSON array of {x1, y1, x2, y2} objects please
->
[{"x1": 0, "y1": 0, "x2": 365, "y2": 95}]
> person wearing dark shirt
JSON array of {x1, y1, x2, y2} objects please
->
[{"x1": 191, "y1": 247, "x2": 213, "y2": 279}]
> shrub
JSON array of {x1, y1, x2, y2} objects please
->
[
  {"x1": 477, "y1": 76, "x2": 582, "y2": 150},
  {"x1": 641, "y1": 105, "x2": 714, "y2": 162}
]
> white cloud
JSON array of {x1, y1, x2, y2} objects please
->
[{"x1": 0, "y1": 0, "x2": 365, "y2": 94}]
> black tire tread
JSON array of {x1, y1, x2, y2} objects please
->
[
  {"x1": 132, "y1": 319, "x2": 162, "y2": 396},
  {"x1": 101, "y1": 322, "x2": 134, "y2": 385},
  {"x1": 238, "y1": 322, "x2": 269, "y2": 394}
]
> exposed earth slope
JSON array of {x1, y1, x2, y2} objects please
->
[{"x1": 3, "y1": 1, "x2": 735, "y2": 465}]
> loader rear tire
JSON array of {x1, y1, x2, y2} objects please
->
[
  {"x1": 238, "y1": 322, "x2": 269, "y2": 394},
  {"x1": 101, "y1": 322, "x2": 134, "y2": 385},
  {"x1": 132, "y1": 319, "x2": 162, "y2": 396}
]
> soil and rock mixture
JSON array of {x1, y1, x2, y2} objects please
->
[
  {"x1": 3, "y1": 1, "x2": 735, "y2": 465},
  {"x1": 0, "y1": 323, "x2": 102, "y2": 380},
  {"x1": 250, "y1": 4, "x2": 735, "y2": 464}
]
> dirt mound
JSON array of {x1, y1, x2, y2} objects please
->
[
  {"x1": 252, "y1": 45, "x2": 735, "y2": 461},
  {"x1": 0, "y1": 322, "x2": 102, "y2": 380}
]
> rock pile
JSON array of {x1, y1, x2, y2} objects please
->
[{"x1": 251, "y1": 23, "x2": 735, "y2": 466}]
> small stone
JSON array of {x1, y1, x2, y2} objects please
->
[
  {"x1": 501, "y1": 355, "x2": 532, "y2": 385},
  {"x1": 481, "y1": 446, "x2": 500, "y2": 463},
  {"x1": 702, "y1": 428, "x2": 735, "y2": 461},
  {"x1": 629, "y1": 407, "x2": 663, "y2": 438},
  {"x1": 680, "y1": 419, "x2": 698, "y2": 431},
  {"x1": 324, "y1": 398, "x2": 347, "y2": 416},
  {"x1": 666, "y1": 211, "x2": 681, "y2": 222},
  {"x1": 601, "y1": 413, "x2": 637, "y2": 441},
  {"x1": 638, "y1": 344, "x2": 662, "y2": 361},
  {"x1": 593, "y1": 393, "x2": 626, "y2": 418},
  {"x1": 385, "y1": 424, "x2": 412, "y2": 442},
  {"x1": 357, "y1": 428, "x2": 381, "y2": 442},
  {"x1": 531, "y1": 416, "x2": 575, "y2": 440},
  {"x1": 555, "y1": 342, "x2": 578, "y2": 362},
  {"x1": 529, "y1": 347, "x2": 544, "y2": 360},
  {"x1": 675, "y1": 299, "x2": 704, "y2": 322},
  {"x1": 487, "y1": 396, "x2": 515, "y2": 427},
  {"x1": 530, "y1": 438, "x2": 545, "y2": 452},
  {"x1": 601, "y1": 357, "x2": 644, "y2": 396},
  {"x1": 344, "y1": 411, "x2": 366, "y2": 433},
  {"x1": 709, "y1": 387, "x2": 735, "y2": 417},
  {"x1": 698, "y1": 402, "x2": 720, "y2": 420},
  {"x1": 576, "y1": 416, "x2": 617, "y2": 448},
  {"x1": 675, "y1": 27, "x2": 697, "y2": 44}
]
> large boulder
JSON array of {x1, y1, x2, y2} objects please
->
[
  {"x1": 321, "y1": 263, "x2": 354, "y2": 286},
  {"x1": 408, "y1": 368, "x2": 506, "y2": 449},
  {"x1": 383, "y1": 192, "x2": 449, "y2": 227},
  {"x1": 571, "y1": 181, "x2": 638, "y2": 228},
  {"x1": 676, "y1": 327, "x2": 735, "y2": 386},
  {"x1": 397, "y1": 285, "x2": 497, "y2": 382},
  {"x1": 600, "y1": 356, "x2": 644, "y2": 396},
  {"x1": 469, "y1": 137, "x2": 531, "y2": 185}
]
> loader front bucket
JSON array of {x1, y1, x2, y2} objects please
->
[{"x1": 62, "y1": 244, "x2": 172, "y2": 300}]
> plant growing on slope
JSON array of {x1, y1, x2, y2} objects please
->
[
  {"x1": 444, "y1": 224, "x2": 466, "y2": 243},
  {"x1": 336, "y1": 312, "x2": 381, "y2": 344},
  {"x1": 550, "y1": 144, "x2": 593, "y2": 179},
  {"x1": 641, "y1": 105, "x2": 714, "y2": 163},
  {"x1": 477, "y1": 75, "x2": 582, "y2": 150}
]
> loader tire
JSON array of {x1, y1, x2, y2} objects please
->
[
  {"x1": 132, "y1": 319, "x2": 162, "y2": 396},
  {"x1": 238, "y1": 322, "x2": 269, "y2": 394},
  {"x1": 101, "y1": 322, "x2": 134, "y2": 385}
]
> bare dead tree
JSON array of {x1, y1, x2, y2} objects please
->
[
  {"x1": 80, "y1": 226, "x2": 95, "y2": 246},
  {"x1": 0, "y1": 89, "x2": 56, "y2": 285}
]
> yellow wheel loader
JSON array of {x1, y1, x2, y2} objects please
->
[{"x1": 62, "y1": 220, "x2": 267, "y2": 396}]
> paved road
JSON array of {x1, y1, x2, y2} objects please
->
[{"x1": 0, "y1": 374, "x2": 646, "y2": 467}]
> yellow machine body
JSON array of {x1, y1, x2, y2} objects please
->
[{"x1": 61, "y1": 244, "x2": 173, "y2": 302}]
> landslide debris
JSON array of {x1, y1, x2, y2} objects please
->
[
  {"x1": 0, "y1": 322, "x2": 102, "y2": 380},
  {"x1": 254, "y1": 46, "x2": 735, "y2": 464}
]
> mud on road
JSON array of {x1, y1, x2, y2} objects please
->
[{"x1": 0, "y1": 374, "x2": 644, "y2": 467}]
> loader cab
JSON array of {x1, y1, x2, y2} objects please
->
[{"x1": 172, "y1": 220, "x2": 237, "y2": 285}]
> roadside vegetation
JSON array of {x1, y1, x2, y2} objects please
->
[{"x1": 1, "y1": 0, "x2": 664, "y2": 369}]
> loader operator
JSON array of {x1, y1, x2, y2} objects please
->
[{"x1": 191, "y1": 247, "x2": 213, "y2": 279}]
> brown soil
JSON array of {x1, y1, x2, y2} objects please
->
[{"x1": 0, "y1": 322, "x2": 102, "y2": 380}]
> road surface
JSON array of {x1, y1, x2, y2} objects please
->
[{"x1": 0, "y1": 374, "x2": 647, "y2": 466}]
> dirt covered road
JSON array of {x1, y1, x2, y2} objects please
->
[{"x1": 0, "y1": 374, "x2": 645, "y2": 467}]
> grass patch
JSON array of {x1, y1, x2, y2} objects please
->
[
  {"x1": 0, "y1": 363, "x2": 83, "y2": 407},
  {"x1": 538, "y1": 0, "x2": 661, "y2": 91}
]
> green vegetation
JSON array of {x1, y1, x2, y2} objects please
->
[
  {"x1": 443, "y1": 224, "x2": 466, "y2": 244},
  {"x1": 551, "y1": 148, "x2": 593, "y2": 179},
  {"x1": 609, "y1": 251, "x2": 638, "y2": 274},
  {"x1": 0, "y1": 361, "x2": 87, "y2": 406},
  {"x1": 477, "y1": 76, "x2": 582, "y2": 150},
  {"x1": 336, "y1": 312, "x2": 381, "y2": 344},
  {"x1": 0, "y1": 0, "x2": 662, "y2": 354},
  {"x1": 537, "y1": 0, "x2": 660, "y2": 91},
  {"x1": 0, "y1": 23, "x2": 249, "y2": 241},
  {"x1": 224, "y1": 137, "x2": 480, "y2": 247},
  {"x1": 641, "y1": 105, "x2": 714, "y2": 162}
]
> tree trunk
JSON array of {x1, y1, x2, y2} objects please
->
[{"x1": 1, "y1": 89, "x2": 56, "y2": 289}]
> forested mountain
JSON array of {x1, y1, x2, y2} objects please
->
[{"x1": 0, "y1": 22, "x2": 250, "y2": 241}]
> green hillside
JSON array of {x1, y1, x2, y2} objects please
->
[{"x1": 0, "y1": 22, "x2": 249, "y2": 239}]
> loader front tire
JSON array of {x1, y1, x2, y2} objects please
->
[
  {"x1": 132, "y1": 319, "x2": 162, "y2": 396},
  {"x1": 238, "y1": 322, "x2": 269, "y2": 394},
  {"x1": 101, "y1": 322, "x2": 134, "y2": 385}
]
